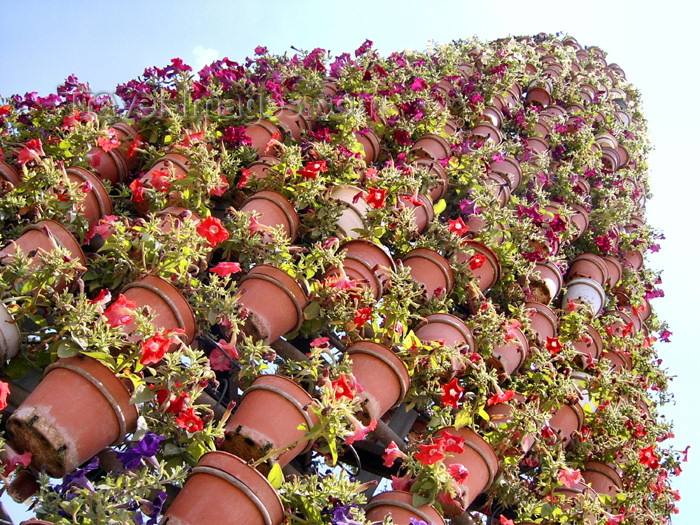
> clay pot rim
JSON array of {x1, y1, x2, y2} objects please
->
[
  {"x1": 241, "y1": 189, "x2": 300, "y2": 240},
  {"x1": 415, "y1": 312, "x2": 475, "y2": 352},
  {"x1": 402, "y1": 247, "x2": 455, "y2": 295},
  {"x1": 20, "y1": 220, "x2": 87, "y2": 267},
  {"x1": 346, "y1": 340, "x2": 411, "y2": 404}
]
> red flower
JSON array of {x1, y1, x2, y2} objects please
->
[
  {"x1": 310, "y1": 337, "x2": 329, "y2": 348},
  {"x1": 209, "y1": 174, "x2": 229, "y2": 196},
  {"x1": 87, "y1": 288, "x2": 112, "y2": 307},
  {"x1": 435, "y1": 429, "x2": 465, "y2": 454},
  {"x1": 345, "y1": 415, "x2": 376, "y2": 445},
  {"x1": 140, "y1": 332, "x2": 173, "y2": 365},
  {"x1": 441, "y1": 377, "x2": 463, "y2": 408},
  {"x1": 17, "y1": 138, "x2": 45, "y2": 164},
  {"x1": 353, "y1": 307, "x2": 372, "y2": 328},
  {"x1": 469, "y1": 254, "x2": 486, "y2": 270},
  {"x1": 209, "y1": 339, "x2": 240, "y2": 371},
  {"x1": 499, "y1": 516, "x2": 515, "y2": 525},
  {"x1": 486, "y1": 389, "x2": 515, "y2": 407},
  {"x1": 366, "y1": 187, "x2": 387, "y2": 209},
  {"x1": 149, "y1": 169, "x2": 171, "y2": 192},
  {"x1": 297, "y1": 160, "x2": 327, "y2": 179},
  {"x1": 546, "y1": 336, "x2": 562, "y2": 355},
  {"x1": 237, "y1": 168, "x2": 251, "y2": 189},
  {"x1": 0, "y1": 381, "x2": 10, "y2": 411},
  {"x1": 156, "y1": 389, "x2": 190, "y2": 414},
  {"x1": 85, "y1": 215, "x2": 118, "y2": 243},
  {"x1": 209, "y1": 262, "x2": 242, "y2": 277},
  {"x1": 557, "y1": 467, "x2": 582, "y2": 488},
  {"x1": 331, "y1": 375, "x2": 356, "y2": 401},
  {"x1": 129, "y1": 178, "x2": 146, "y2": 202},
  {"x1": 448, "y1": 217, "x2": 469, "y2": 236},
  {"x1": 504, "y1": 319, "x2": 522, "y2": 341},
  {"x1": 103, "y1": 294, "x2": 137, "y2": 327},
  {"x1": 447, "y1": 463, "x2": 469, "y2": 484},
  {"x1": 414, "y1": 443, "x2": 446, "y2": 465},
  {"x1": 196, "y1": 216, "x2": 229, "y2": 247},
  {"x1": 382, "y1": 441, "x2": 408, "y2": 467},
  {"x1": 97, "y1": 128, "x2": 121, "y2": 152},
  {"x1": 175, "y1": 407, "x2": 204, "y2": 432},
  {"x1": 639, "y1": 445, "x2": 660, "y2": 469},
  {"x1": 0, "y1": 105, "x2": 10, "y2": 116}
]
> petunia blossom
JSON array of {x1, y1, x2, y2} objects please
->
[
  {"x1": 0, "y1": 381, "x2": 10, "y2": 411},
  {"x1": 414, "y1": 443, "x2": 445, "y2": 465},
  {"x1": 140, "y1": 332, "x2": 173, "y2": 365},
  {"x1": 546, "y1": 337, "x2": 563, "y2": 355},
  {"x1": 344, "y1": 415, "x2": 376, "y2": 445},
  {"x1": 558, "y1": 467, "x2": 582, "y2": 488},
  {"x1": 196, "y1": 216, "x2": 230, "y2": 247},
  {"x1": 382, "y1": 441, "x2": 408, "y2": 467},
  {"x1": 175, "y1": 407, "x2": 204, "y2": 433},
  {"x1": 209, "y1": 261, "x2": 242, "y2": 277},
  {"x1": 365, "y1": 187, "x2": 387, "y2": 209},
  {"x1": 447, "y1": 463, "x2": 469, "y2": 484},
  {"x1": 486, "y1": 389, "x2": 515, "y2": 407},
  {"x1": 17, "y1": 138, "x2": 45, "y2": 164},
  {"x1": 435, "y1": 429, "x2": 465, "y2": 454},
  {"x1": 331, "y1": 375, "x2": 356, "y2": 401},
  {"x1": 441, "y1": 377, "x2": 463, "y2": 408},
  {"x1": 103, "y1": 294, "x2": 137, "y2": 327},
  {"x1": 353, "y1": 307, "x2": 372, "y2": 328},
  {"x1": 208, "y1": 338, "x2": 240, "y2": 371},
  {"x1": 469, "y1": 254, "x2": 486, "y2": 271},
  {"x1": 448, "y1": 217, "x2": 469, "y2": 236}
]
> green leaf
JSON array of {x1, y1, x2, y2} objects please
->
[
  {"x1": 130, "y1": 384, "x2": 154, "y2": 404},
  {"x1": 56, "y1": 341, "x2": 79, "y2": 358},
  {"x1": 267, "y1": 463, "x2": 284, "y2": 489},
  {"x1": 478, "y1": 407, "x2": 490, "y2": 421},
  {"x1": 433, "y1": 198, "x2": 446, "y2": 215},
  {"x1": 454, "y1": 410, "x2": 472, "y2": 428},
  {"x1": 303, "y1": 301, "x2": 321, "y2": 320}
]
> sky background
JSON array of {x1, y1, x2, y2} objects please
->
[{"x1": 1, "y1": 0, "x2": 697, "y2": 523}]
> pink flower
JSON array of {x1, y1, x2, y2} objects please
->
[
  {"x1": 390, "y1": 473, "x2": 414, "y2": 492},
  {"x1": 0, "y1": 381, "x2": 10, "y2": 411},
  {"x1": 558, "y1": 467, "x2": 582, "y2": 488},
  {"x1": 103, "y1": 294, "x2": 137, "y2": 327},
  {"x1": 209, "y1": 262, "x2": 242, "y2": 277},
  {"x1": 1, "y1": 446, "x2": 32, "y2": 476},
  {"x1": 504, "y1": 320, "x2": 522, "y2": 341},
  {"x1": 209, "y1": 338, "x2": 240, "y2": 371},
  {"x1": 344, "y1": 415, "x2": 377, "y2": 445},
  {"x1": 97, "y1": 128, "x2": 121, "y2": 152},
  {"x1": 17, "y1": 138, "x2": 44, "y2": 164},
  {"x1": 499, "y1": 516, "x2": 515, "y2": 525},
  {"x1": 447, "y1": 463, "x2": 469, "y2": 484},
  {"x1": 85, "y1": 215, "x2": 118, "y2": 243},
  {"x1": 382, "y1": 441, "x2": 408, "y2": 467},
  {"x1": 310, "y1": 337, "x2": 330, "y2": 348}
]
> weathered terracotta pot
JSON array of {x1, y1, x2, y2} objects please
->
[
  {"x1": 465, "y1": 215, "x2": 505, "y2": 244},
  {"x1": 437, "y1": 427, "x2": 499, "y2": 516},
  {"x1": 525, "y1": 302, "x2": 558, "y2": 342},
  {"x1": 325, "y1": 240, "x2": 395, "y2": 300},
  {"x1": 525, "y1": 84, "x2": 552, "y2": 107},
  {"x1": 415, "y1": 313, "x2": 475, "y2": 375},
  {"x1": 133, "y1": 152, "x2": 191, "y2": 214},
  {"x1": 601, "y1": 255, "x2": 623, "y2": 288},
  {"x1": 65, "y1": 167, "x2": 113, "y2": 229},
  {"x1": 529, "y1": 261, "x2": 563, "y2": 304},
  {"x1": 402, "y1": 248, "x2": 454, "y2": 299},
  {"x1": 490, "y1": 325, "x2": 529, "y2": 377},
  {"x1": 601, "y1": 348, "x2": 632, "y2": 372},
  {"x1": 347, "y1": 341, "x2": 410, "y2": 421},
  {"x1": 245, "y1": 119, "x2": 283, "y2": 156},
  {"x1": 594, "y1": 132, "x2": 618, "y2": 150},
  {"x1": 485, "y1": 172, "x2": 511, "y2": 207},
  {"x1": 0, "y1": 303, "x2": 21, "y2": 363},
  {"x1": 0, "y1": 159, "x2": 21, "y2": 192},
  {"x1": 273, "y1": 106, "x2": 309, "y2": 141},
  {"x1": 562, "y1": 278, "x2": 606, "y2": 316},
  {"x1": 582, "y1": 461, "x2": 623, "y2": 498},
  {"x1": 410, "y1": 134, "x2": 452, "y2": 160},
  {"x1": 525, "y1": 136, "x2": 549, "y2": 155},
  {"x1": 121, "y1": 275, "x2": 197, "y2": 344},
  {"x1": 161, "y1": 451, "x2": 284, "y2": 525},
  {"x1": 355, "y1": 129, "x2": 382, "y2": 164},
  {"x1": 7, "y1": 355, "x2": 138, "y2": 477},
  {"x1": 396, "y1": 193, "x2": 434, "y2": 234},
  {"x1": 0, "y1": 220, "x2": 86, "y2": 292},
  {"x1": 86, "y1": 145, "x2": 130, "y2": 185},
  {"x1": 240, "y1": 190, "x2": 300, "y2": 241},
  {"x1": 549, "y1": 400, "x2": 584, "y2": 446},
  {"x1": 485, "y1": 392, "x2": 535, "y2": 454},
  {"x1": 600, "y1": 147, "x2": 620, "y2": 171},
  {"x1": 221, "y1": 375, "x2": 319, "y2": 468},
  {"x1": 455, "y1": 241, "x2": 501, "y2": 292},
  {"x1": 111, "y1": 122, "x2": 141, "y2": 172},
  {"x1": 569, "y1": 203, "x2": 590, "y2": 239},
  {"x1": 365, "y1": 491, "x2": 445, "y2": 525},
  {"x1": 566, "y1": 254, "x2": 608, "y2": 286},
  {"x1": 620, "y1": 249, "x2": 644, "y2": 270},
  {"x1": 414, "y1": 158, "x2": 448, "y2": 201},
  {"x1": 329, "y1": 184, "x2": 370, "y2": 239},
  {"x1": 469, "y1": 121, "x2": 503, "y2": 146},
  {"x1": 482, "y1": 106, "x2": 504, "y2": 128},
  {"x1": 247, "y1": 155, "x2": 281, "y2": 182},
  {"x1": 237, "y1": 265, "x2": 308, "y2": 343},
  {"x1": 573, "y1": 324, "x2": 603, "y2": 362},
  {"x1": 488, "y1": 156, "x2": 522, "y2": 191}
]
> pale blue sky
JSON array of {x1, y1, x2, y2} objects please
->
[{"x1": 1, "y1": 0, "x2": 697, "y2": 523}]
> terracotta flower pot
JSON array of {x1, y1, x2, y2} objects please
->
[
  {"x1": 355, "y1": 129, "x2": 382, "y2": 164},
  {"x1": 482, "y1": 106, "x2": 504, "y2": 128},
  {"x1": 410, "y1": 134, "x2": 452, "y2": 160},
  {"x1": 121, "y1": 275, "x2": 197, "y2": 344},
  {"x1": 0, "y1": 159, "x2": 21, "y2": 192},
  {"x1": 237, "y1": 265, "x2": 308, "y2": 343},
  {"x1": 485, "y1": 392, "x2": 534, "y2": 454},
  {"x1": 455, "y1": 241, "x2": 501, "y2": 292},
  {"x1": 525, "y1": 136, "x2": 549, "y2": 155},
  {"x1": 396, "y1": 193, "x2": 434, "y2": 235},
  {"x1": 552, "y1": 482, "x2": 596, "y2": 524},
  {"x1": 485, "y1": 172, "x2": 511, "y2": 207},
  {"x1": 221, "y1": 375, "x2": 319, "y2": 468},
  {"x1": 245, "y1": 120, "x2": 283, "y2": 156},
  {"x1": 325, "y1": 240, "x2": 395, "y2": 300},
  {"x1": 601, "y1": 255, "x2": 623, "y2": 288},
  {"x1": 346, "y1": 340, "x2": 410, "y2": 421},
  {"x1": 529, "y1": 261, "x2": 563, "y2": 304},
  {"x1": 600, "y1": 147, "x2": 620, "y2": 172},
  {"x1": 65, "y1": 167, "x2": 113, "y2": 229},
  {"x1": 566, "y1": 254, "x2": 609, "y2": 287},
  {"x1": 365, "y1": 490, "x2": 445, "y2": 525},
  {"x1": 240, "y1": 190, "x2": 300, "y2": 241},
  {"x1": 620, "y1": 249, "x2": 644, "y2": 270},
  {"x1": 111, "y1": 122, "x2": 141, "y2": 172},
  {"x1": 490, "y1": 325, "x2": 529, "y2": 377},
  {"x1": 414, "y1": 158, "x2": 448, "y2": 201},
  {"x1": 601, "y1": 348, "x2": 632, "y2": 372},
  {"x1": 329, "y1": 184, "x2": 370, "y2": 239},
  {"x1": 273, "y1": 106, "x2": 309, "y2": 141},
  {"x1": 562, "y1": 278, "x2": 606, "y2": 316},
  {"x1": 582, "y1": 461, "x2": 623, "y2": 498},
  {"x1": 549, "y1": 401, "x2": 584, "y2": 446},
  {"x1": 0, "y1": 220, "x2": 87, "y2": 292},
  {"x1": 573, "y1": 324, "x2": 603, "y2": 361},
  {"x1": 162, "y1": 451, "x2": 284, "y2": 525},
  {"x1": 133, "y1": 152, "x2": 191, "y2": 214},
  {"x1": 569, "y1": 204, "x2": 589, "y2": 239},
  {"x1": 488, "y1": 156, "x2": 522, "y2": 191},
  {"x1": 247, "y1": 155, "x2": 281, "y2": 183},
  {"x1": 525, "y1": 302, "x2": 558, "y2": 342},
  {"x1": 415, "y1": 313, "x2": 476, "y2": 375},
  {"x1": 436, "y1": 427, "x2": 499, "y2": 515},
  {"x1": 7, "y1": 355, "x2": 138, "y2": 477},
  {"x1": 0, "y1": 303, "x2": 21, "y2": 363},
  {"x1": 469, "y1": 121, "x2": 503, "y2": 146},
  {"x1": 525, "y1": 85, "x2": 552, "y2": 107},
  {"x1": 402, "y1": 248, "x2": 454, "y2": 299}
]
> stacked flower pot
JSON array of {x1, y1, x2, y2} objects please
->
[{"x1": 0, "y1": 35, "x2": 682, "y2": 525}]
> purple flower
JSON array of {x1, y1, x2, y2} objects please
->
[
  {"x1": 254, "y1": 46, "x2": 268, "y2": 55},
  {"x1": 55, "y1": 456, "x2": 99, "y2": 495},
  {"x1": 222, "y1": 126, "x2": 253, "y2": 147},
  {"x1": 355, "y1": 39, "x2": 373, "y2": 57},
  {"x1": 116, "y1": 432, "x2": 165, "y2": 469},
  {"x1": 332, "y1": 505, "x2": 364, "y2": 525},
  {"x1": 459, "y1": 199, "x2": 480, "y2": 217},
  {"x1": 409, "y1": 519, "x2": 429, "y2": 525}
]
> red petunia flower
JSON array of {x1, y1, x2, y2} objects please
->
[
  {"x1": 557, "y1": 467, "x2": 582, "y2": 488},
  {"x1": 448, "y1": 217, "x2": 469, "y2": 236},
  {"x1": 17, "y1": 138, "x2": 45, "y2": 165},
  {"x1": 441, "y1": 377, "x2": 463, "y2": 408},
  {"x1": 0, "y1": 381, "x2": 10, "y2": 411},
  {"x1": 297, "y1": 160, "x2": 327, "y2": 179},
  {"x1": 196, "y1": 216, "x2": 229, "y2": 247},
  {"x1": 237, "y1": 168, "x2": 251, "y2": 189},
  {"x1": 344, "y1": 414, "x2": 376, "y2": 445},
  {"x1": 486, "y1": 389, "x2": 515, "y2": 407},
  {"x1": 435, "y1": 429, "x2": 465, "y2": 454},
  {"x1": 639, "y1": 445, "x2": 660, "y2": 469},
  {"x1": 365, "y1": 187, "x2": 387, "y2": 209},
  {"x1": 331, "y1": 374, "x2": 356, "y2": 401},
  {"x1": 130, "y1": 178, "x2": 146, "y2": 202},
  {"x1": 103, "y1": 294, "x2": 137, "y2": 327},
  {"x1": 414, "y1": 443, "x2": 446, "y2": 465},
  {"x1": 469, "y1": 254, "x2": 486, "y2": 270},
  {"x1": 175, "y1": 407, "x2": 204, "y2": 433},
  {"x1": 447, "y1": 463, "x2": 469, "y2": 484},
  {"x1": 353, "y1": 307, "x2": 372, "y2": 328},
  {"x1": 209, "y1": 339, "x2": 240, "y2": 371},
  {"x1": 546, "y1": 337, "x2": 562, "y2": 355},
  {"x1": 140, "y1": 332, "x2": 172, "y2": 365},
  {"x1": 382, "y1": 441, "x2": 408, "y2": 467},
  {"x1": 149, "y1": 169, "x2": 171, "y2": 192},
  {"x1": 209, "y1": 261, "x2": 242, "y2": 277},
  {"x1": 97, "y1": 128, "x2": 121, "y2": 152},
  {"x1": 156, "y1": 389, "x2": 190, "y2": 414}
]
